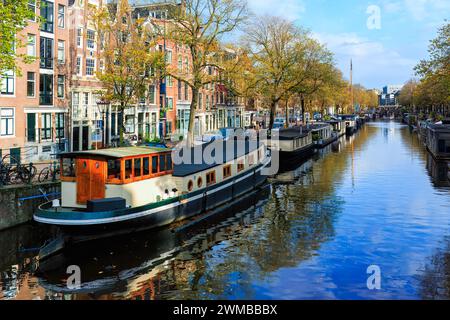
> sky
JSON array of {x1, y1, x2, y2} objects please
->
[{"x1": 247, "y1": 0, "x2": 449, "y2": 90}]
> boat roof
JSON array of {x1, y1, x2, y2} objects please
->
[
  {"x1": 59, "y1": 146, "x2": 170, "y2": 159},
  {"x1": 173, "y1": 139, "x2": 261, "y2": 177},
  {"x1": 428, "y1": 124, "x2": 450, "y2": 132},
  {"x1": 276, "y1": 127, "x2": 310, "y2": 140},
  {"x1": 310, "y1": 123, "x2": 331, "y2": 131}
]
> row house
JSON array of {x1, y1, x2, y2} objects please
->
[{"x1": 0, "y1": 0, "x2": 70, "y2": 162}]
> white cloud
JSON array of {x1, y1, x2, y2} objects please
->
[
  {"x1": 381, "y1": 0, "x2": 450, "y2": 21},
  {"x1": 247, "y1": 0, "x2": 306, "y2": 21},
  {"x1": 312, "y1": 32, "x2": 417, "y2": 88}
]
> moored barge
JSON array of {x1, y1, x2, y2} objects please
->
[
  {"x1": 34, "y1": 140, "x2": 271, "y2": 237},
  {"x1": 426, "y1": 121, "x2": 450, "y2": 160}
]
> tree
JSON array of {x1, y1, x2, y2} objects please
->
[
  {"x1": 244, "y1": 16, "x2": 336, "y2": 128},
  {"x1": 414, "y1": 22, "x2": 450, "y2": 114},
  {"x1": 165, "y1": 0, "x2": 248, "y2": 144},
  {"x1": 0, "y1": 0, "x2": 38, "y2": 74},
  {"x1": 398, "y1": 79, "x2": 419, "y2": 111},
  {"x1": 91, "y1": 0, "x2": 163, "y2": 144}
]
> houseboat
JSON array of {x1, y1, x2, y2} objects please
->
[
  {"x1": 426, "y1": 121, "x2": 450, "y2": 160},
  {"x1": 326, "y1": 119, "x2": 346, "y2": 137},
  {"x1": 339, "y1": 115, "x2": 357, "y2": 136},
  {"x1": 310, "y1": 123, "x2": 336, "y2": 148},
  {"x1": 266, "y1": 126, "x2": 315, "y2": 169},
  {"x1": 34, "y1": 140, "x2": 271, "y2": 238}
]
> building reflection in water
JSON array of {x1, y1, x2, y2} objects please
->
[{"x1": 426, "y1": 153, "x2": 450, "y2": 188}]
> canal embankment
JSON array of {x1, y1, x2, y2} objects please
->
[{"x1": 0, "y1": 182, "x2": 60, "y2": 231}]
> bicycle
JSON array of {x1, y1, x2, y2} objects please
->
[
  {"x1": 38, "y1": 161, "x2": 61, "y2": 183},
  {"x1": 9, "y1": 162, "x2": 37, "y2": 184}
]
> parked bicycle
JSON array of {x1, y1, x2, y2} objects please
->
[
  {"x1": 38, "y1": 161, "x2": 61, "y2": 183},
  {"x1": 0, "y1": 155, "x2": 37, "y2": 185}
]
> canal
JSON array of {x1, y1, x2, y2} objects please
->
[{"x1": 1, "y1": 121, "x2": 450, "y2": 300}]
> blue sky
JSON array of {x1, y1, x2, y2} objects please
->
[{"x1": 247, "y1": 0, "x2": 449, "y2": 89}]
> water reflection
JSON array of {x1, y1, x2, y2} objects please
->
[{"x1": 1, "y1": 121, "x2": 450, "y2": 300}]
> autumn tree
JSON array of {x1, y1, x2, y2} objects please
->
[
  {"x1": 0, "y1": 0, "x2": 39, "y2": 74},
  {"x1": 414, "y1": 22, "x2": 450, "y2": 114},
  {"x1": 165, "y1": 0, "x2": 248, "y2": 144},
  {"x1": 398, "y1": 79, "x2": 419, "y2": 111},
  {"x1": 91, "y1": 0, "x2": 163, "y2": 143}
]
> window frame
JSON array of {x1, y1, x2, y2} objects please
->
[
  {"x1": 27, "y1": 72, "x2": 35, "y2": 97},
  {"x1": 57, "y1": 4, "x2": 65, "y2": 29},
  {"x1": 0, "y1": 108, "x2": 15, "y2": 137}
]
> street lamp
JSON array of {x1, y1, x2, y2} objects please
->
[{"x1": 97, "y1": 99, "x2": 110, "y2": 148}]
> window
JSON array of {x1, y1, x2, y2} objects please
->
[
  {"x1": 167, "y1": 154, "x2": 172, "y2": 170},
  {"x1": 27, "y1": 72, "x2": 35, "y2": 97},
  {"x1": 106, "y1": 160, "x2": 120, "y2": 181},
  {"x1": 248, "y1": 154, "x2": 255, "y2": 166},
  {"x1": 57, "y1": 40, "x2": 65, "y2": 64},
  {"x1": 40, "y1": 37, "x2": 53, "y2": 69},
  {"x1": 143, "y1": 157, "x2": 150, "y2": 176},
  {"x1": 41, "y1": 113, "x2": 52, "y2": 140},
  {"x1": 166, "y1": 76, "x2": 173, "y2": 87},
  {"x1": 28, "y1": 0, "x2": 36, "y2": 20},
  {"x1": 39, "y1": 74, "x2": 53, "y2": 105},
  {"x1": 1, "y1": 71, "x2": 15, "y2": 95},
  {"x1": 27, "y1": 34, "x2": 36, "y2": 57},
  {"x1": 223, "y1": 165, "x2": 231, "y2": 179},
  {"x1": 178, "y1": 56, "x2": 182, "y2": 71},
  {"x1": 165, "y1": 50, "x2": 172, "y2": 64},
  {"x1": 152, "y1": 156, "x2": 158, "y2": 173},
  {"x1": 56, "y1": 113, "x2": 64, "y2": 138},
  {"x1": 87, "y1": 30, "x2": 95, "y2": 49},
  {"x1": 178, "y1": 81, "x2": 182, "y2": 99},
  {"x1": 62, "y1": 158, "x2": 76, "y2": 178},
  {"x1": 41, "y1": 0, "x2": 54, "y2": 33},
  {"x1": 166, "y1": 97, "x2": 173, "y2": 110},
  {"x1": 58, "y1": 4, "x2": 65, "y2": 28},
  {"x1": 185, "y1": 83, "x2": 189, "y2": 101},
  {"x1": 148, "y1": 85, "x2": 155, "y2": 104},
  {"x1": 27, "y1": 113, "x2": 36, "y2": 142},
  {"x1": 57, "y1": 75, "x2": 64, "y2": 98},
  {"x1": 124, "y1": 159, "x2": 132, "y2": 179},
  {"x1": 197, "y1": 177, "x2": 203, "y2": 188},
  {"x1": 86, "y1": 58, "x2": 95, "y2": 76},
  {"x1": 237, "y1": 161, "x2": 244, "y2": 172},
  {"x1": 206, "y1": 171, "x2": 216, "y2": 186},
  {"x1": 134, "y1": 158, "x2": 142, "y2": 177},
  {"x1": 0, "y1": 108, "x2": 14, "y2": 136},
  {"x1": 159, "y1": 154, "x2": 166, "y2": 172},
  {"x1": 76, "y1": 57, "x2": 82, "y2": 75},
  {"x1": 77, "y1": 28, "x2": 83, "y2": 47},
  {"x1": 187, "y1": 180, "x2": 193, "y2": 192},
  {"x1": 184, "y1": 57, "x2": 189, "y2": 73}
]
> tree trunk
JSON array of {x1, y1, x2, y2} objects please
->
[
  {"x1": 187, "y1": 87, "x2": 199, "y2": 146},
  {"x1": 300, "y1": 95, "x2": 305, "y2": 124},
  {"x1": 119, "y1": 103, "x2": 125, "y2": 145},
  {"x1": 285, "y1": 100, "x2": 289, "y2": 128},
  {"x1": 268, "y1": 100, "x2": 277, "y2": 130}
]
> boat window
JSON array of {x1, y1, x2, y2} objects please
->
[
  {"x1": 160, "y1": 154, "x2": 166, "y2": 172},
  {"x1": 223, "y1": 165, "x2": 231, "y2": 179},
  {"x1": 248, "y1": 154, "x2": 255, "y2": 166},
  {"x1": 61, "y1": 157, "x2": 76, "y2": 177},
  {"x1": 206, "y1": 171, "x2": 216, "y2": 186},
  {"x1": 188, "y1": 180, "x2": 193, "y2": 191},
  {"x1": 143, "y1": 157, "x2": 150, "y2": 176},
  {"x1": 167, "y1": 154, "x2": 173, "y2": 170},
  {"x1": 237, "y1": 161, "x2": 244, "y2": 172},
  {"x1": 125, "y1": 159, "x2": 132, "y2": 179},
  {"x1": 134, "y1": 158, "x2": 142, "y2": 177},
  {"x1": 152, "y1": 156, "x2": 158, "y2": 174},
  {"x1": 197, "y1": 176, "x2": 203, "y2": 188},
  {"x1": 107, "y1": 159, "x2": 121, "y2": 180}
]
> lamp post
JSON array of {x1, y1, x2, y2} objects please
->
[{"x1": 97, "y1": 99, "x2": 110, "y2": 149}]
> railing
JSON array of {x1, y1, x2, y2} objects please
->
[{"x1": 40, "y1": 93, "x2": 53, "y2": 105}]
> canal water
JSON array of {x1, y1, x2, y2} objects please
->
[{"x1": 1, "y1": 121, "x2": 450, "y2": 300}]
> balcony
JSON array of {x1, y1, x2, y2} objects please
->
[{"x1": 40, "y1": 93, "x2": 53, "y2": 106}]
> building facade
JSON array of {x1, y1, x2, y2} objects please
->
[{"x1": 0, "y1": 0, "x2": 70, "y2": 162}]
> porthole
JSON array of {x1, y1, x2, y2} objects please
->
[
  {"x1": 95, "y1": 162, "x2": 100, "y2": 169},
  {"x1": 197, "y1": 177, "x2": 203, "y2": 188},
  {"x1": 83, "y1": 161, "x2": 87, "y2": 168},
  {"x1": 187, "y1": 180, "x2": 194, "y2": 192}
]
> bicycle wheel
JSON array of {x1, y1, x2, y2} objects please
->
[{"x1": 38, "y1": 167, "x2": 51, "y2": 183}]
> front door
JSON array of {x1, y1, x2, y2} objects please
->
[{"x1": 76, "y1": 158, "x2": 106, "y2": 204}]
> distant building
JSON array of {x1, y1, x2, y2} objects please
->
[{"x1": 379, "y1": 84, "x2": 403, "y2": 106}]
